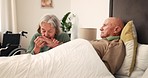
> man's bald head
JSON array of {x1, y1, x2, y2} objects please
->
[{"x1": 100, "y1": 17, "x2": 124, "y2": 38}]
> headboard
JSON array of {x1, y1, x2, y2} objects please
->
[{"x1": 109, "y1": 0, "x2": 148, "y2": 44}]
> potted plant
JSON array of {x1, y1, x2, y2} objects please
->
[{"x1": 61, "y1": 12, "x2": 72, "y2": 32}]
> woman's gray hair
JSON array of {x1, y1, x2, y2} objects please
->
[{"x1": 37, "y1": 14, "x2": 62, "y2": 35}]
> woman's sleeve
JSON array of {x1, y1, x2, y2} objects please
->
[
  {"x1": 27, "y1": 34, "x2": 37, "y2": 54},
  {"x1": 57, "y1": 33, "x2": 71, "y2": 44}
]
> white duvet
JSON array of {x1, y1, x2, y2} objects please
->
[{"x1": 0, "y1": 39, "x2": 114, "y2": 78}]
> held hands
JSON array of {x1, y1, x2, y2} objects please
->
[
  {"x1": 41, "y1": 36, "x2": 60, "y2": 48},
  {"x1": 33, "y1": 36, "x2": 59, "y2": 54}
]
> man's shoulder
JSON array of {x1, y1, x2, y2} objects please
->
[
  {"x1": 90, "y1": 39, "x2": 109, "y2": 45},
  {"x1": 110, "y1": 39, "x2": 124, "y2": 44},
  {"x1": 91, "y1": 38, "x2": 108, "y2": 42}
]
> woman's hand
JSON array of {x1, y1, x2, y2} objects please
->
[
  {"x1": 42, "y1": 36, "x2": 60, "y2": 48},
  {"x1": 33, "y1": 36, "x2": 46, "y2": 54},
  {"x1": 33, "y1": 36, "x2": 60, "y2": 54}
]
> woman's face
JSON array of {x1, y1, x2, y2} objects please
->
[{"x1": 40, "y1": 22, "x2": 56, "y2": 39}]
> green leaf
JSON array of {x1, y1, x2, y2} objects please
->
[
  {"x1": 62, "y1": 12, "x2": 71, "y2": 23},
  {"x1": 61, "y1": 12, "x2": 73, "y2": 32}
]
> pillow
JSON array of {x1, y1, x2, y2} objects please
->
[
  {"x1": 116, "y1": 20, "x2": 138, "y2": 76},
  {"x1": 135, "y1": 44, "x2": 148, "y2": 71}
]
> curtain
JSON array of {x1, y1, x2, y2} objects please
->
[
  {"x1": 1, "y1": 0, "x2": 12, "y2": 32},
  {"x1": 0, "y1": 0, "x2": 1, "y2": 31},
  {"x1": 0, "y1": 0, "x2": 17, "y2": 33},
  {"x1": 0, "y1": 0, "x2": 18, "y2": 42}
]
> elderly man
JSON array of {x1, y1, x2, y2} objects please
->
[{"x1": 90, "y1": 17, "x2": 125, "y2": 74}]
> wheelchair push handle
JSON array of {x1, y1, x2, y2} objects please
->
[
  {"x1": 5, "y1": 31, "x2": 12, "y2": 34},
  {"x1": 4, "y1": 31, "x2": 28, "y2": 38},
  {"x1": 20, "y1": 31, "x2": 28, "y2": 38}
]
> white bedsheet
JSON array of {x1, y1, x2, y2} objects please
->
[{"x1": 0, "y1": 39, "x2": 114, "y2": 78}]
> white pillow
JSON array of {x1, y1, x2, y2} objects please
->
[
  {"x1": 136, "y1": 44, "x2": 148, "y2": 71},
  {"x1": 116, "y1": 20, "x2": 138, "y2": 76}
]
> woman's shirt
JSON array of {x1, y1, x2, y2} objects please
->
[{"x1": 27, "y1": 32, "x2": 70, "y2": 54}]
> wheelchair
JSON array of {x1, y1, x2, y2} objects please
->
[{"x1": 0, "y1": 31, "x2": 28, "y2": 56}]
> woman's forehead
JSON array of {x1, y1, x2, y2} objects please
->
[{"x1": 41, "y1": 22, "x2": 55, "y2": 29}]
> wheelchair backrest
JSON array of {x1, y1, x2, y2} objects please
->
[{"x1": 2, "y1": 33, "x2": 20, "y2": 47}]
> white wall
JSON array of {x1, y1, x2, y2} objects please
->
[
  {"x1": 71, "y1": 0, "x2": 109, "y2": 39},
  {"x1": 16, "y1": 0, "x2": 109, "y2": 48}
]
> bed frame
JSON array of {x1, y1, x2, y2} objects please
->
[{"x1": 109, "y1": 0, "x2": 148, "y2": 44}]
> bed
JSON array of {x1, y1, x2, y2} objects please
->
[{"x1": 0, "y1": 0, "x2": 148, "y2": 78}]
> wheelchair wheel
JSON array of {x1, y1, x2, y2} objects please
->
[{"x1": 8, "y1": 48, "x2": 27, "y2": 56}]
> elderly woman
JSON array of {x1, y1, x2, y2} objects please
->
[{"x1": 27, "y1": 14, "x2": 70, "y2": 54}]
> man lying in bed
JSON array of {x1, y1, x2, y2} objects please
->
[{"x1": 90, "y1": 17, "x2": 125, "y2": 74}]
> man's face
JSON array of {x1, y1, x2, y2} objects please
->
[{"x1": 100, "y1": 19, "x2": 116, "y2": 38}]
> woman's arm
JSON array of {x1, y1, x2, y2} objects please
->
[{"x1": 27, "y1": 33, "x2": 42, "y2": 54}]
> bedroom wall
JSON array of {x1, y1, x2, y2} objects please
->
[
  {"x1": 16, "y1": 0, "x2": 109, "y2": 48},
  {"x1": 71, "y1": 0, "x2": 109, "y2": 39}
]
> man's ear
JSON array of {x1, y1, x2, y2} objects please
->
[{"x1": 114, "y1": 26, "x2": 122, "y2": 34}]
